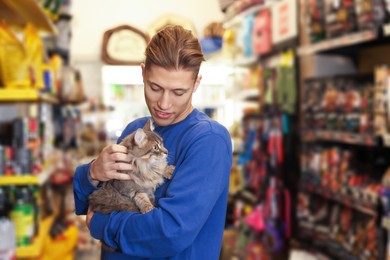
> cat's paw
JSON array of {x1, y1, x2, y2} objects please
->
[
  {"x1": 141, "y1": 204, "x2": 154, "y2": 214},
  {"x1": 164, "y1": 165, "x2": 175, "y2": 179}
]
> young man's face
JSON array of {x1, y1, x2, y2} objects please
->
[{"x1": 141, "y1": 64, "x2": 201, "y2": 127}]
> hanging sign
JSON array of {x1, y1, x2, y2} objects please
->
[{"x1": 271, "y1": 0, "x2": 298, "y2": 45}]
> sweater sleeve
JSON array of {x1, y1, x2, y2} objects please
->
[
  {"x1": 73, "y1": 161, "x2": 99, "y2": 215},
  {"x1": 89, "y1": 132, "x2": 232, "y2": 258}
]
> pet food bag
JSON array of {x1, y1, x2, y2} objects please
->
[
  {"x1": 24, "y1": 24, "x2": 44, "y2": 88},
  {"x1": 0, "y1": 22, "x2": 30, "y2": 88}
]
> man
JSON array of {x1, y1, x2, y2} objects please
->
[{"x1": 73, "y1": 25, "x2": 233, "y2": 259}]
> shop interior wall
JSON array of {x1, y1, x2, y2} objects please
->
[{"x1": 70, "y1": 0, "x2": 224, "y2": 100}]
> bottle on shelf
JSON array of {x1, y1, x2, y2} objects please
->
[
  {"x1": 9, "y1": 186, "x2": 35, "y2": 247},
  {"x1": 0, "y1": 186, "x2": 16, "y2": 259}
]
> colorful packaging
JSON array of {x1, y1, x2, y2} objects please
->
[{"x1": 0, "y1": 22, "x2": 30, "y2": 88}]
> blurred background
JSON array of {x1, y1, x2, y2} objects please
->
[{"x1": 2, "y1": 0, "x2": 390, "y2": 259}]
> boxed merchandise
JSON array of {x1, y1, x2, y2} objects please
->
[
  {"x1": 306, "y1": 0, "x2": 326, "y2": 43},
  {"x1": 324, "y1": 0, "x2": 357, "y2": 38}
]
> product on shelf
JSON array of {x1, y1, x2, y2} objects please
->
[
  {"x1": 324, "y1": 0, "x2": 357, "y2": 38},
  {"x1": 0, "y1": 22, "x2": 30, "y2": 88},
  {"x1": 25, "y1": 24, "x2": 45, "y2": 89},
  {"x1": 252, "y1": 8, "x2": 272, "y2": 56},
  {"x1": 0, "y1": 186, "x2": 16, "y2": 259},
  {"x1": 307, "y1": 0, "x2": 327, "y2": 43},
  {"x1": 9, "y1": 186, "x2": 37, "y2": 247},
  {"x1": 354, "y1": 0, "x2": 387, "y2": 30}
]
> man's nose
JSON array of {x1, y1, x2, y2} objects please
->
[{"x1": 158, "y1": 92, "x2": 171, "y2": 110}]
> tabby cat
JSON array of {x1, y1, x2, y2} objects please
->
[{"x1": 88, "y1": 120, "x2": 174, "y2": 214}]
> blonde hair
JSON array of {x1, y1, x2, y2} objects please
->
[{"x1": 144, "y1": 25, "x2": 205, "y2": 80}]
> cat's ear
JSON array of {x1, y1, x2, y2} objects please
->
[
  {"x1": 134, "y1": 128, "x2": 147, "y2": 147},
  {"x1": 144, "y1": 119, "x2": 154, "y2": 132}
]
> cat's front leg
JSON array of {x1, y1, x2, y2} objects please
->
[
  {"x1": 163, "y1": 165, "x2": 175, "y2": 179},
  {"x1": 134, "y1": 192, "x2": 154, "y2": 213}
]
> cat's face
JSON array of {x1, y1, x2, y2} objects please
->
[{"x1": 121, "y1": 120, "x2": 168, "y2": 161}]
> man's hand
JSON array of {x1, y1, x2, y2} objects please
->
[{"x1": 90, "y1": 144, "x2": 133, "y2": 182}]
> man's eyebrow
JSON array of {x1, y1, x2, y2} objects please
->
[
  {"x1": 148, "y1": 80, "x2": 161, "y2": 87},
  {"x1": 148, "y1": 80, "x2": 188, "y2": 91}
]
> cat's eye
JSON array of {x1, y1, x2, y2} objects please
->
[{"x1": 153, "y1": 145, "x2": 159, "y2": 150}]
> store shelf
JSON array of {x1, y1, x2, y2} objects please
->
[
  {"x1": 223, "y1": 2, "x2": 273, "y2": 28},
  {"x1": 297, "y1": 29, "x2": 378, "y2": 56},
  {"x1": 16, "y1": 215, "x2": 55, "y2": 258},
  {"x1": 0, "y1": 166, "x2": 54, "y2": 186},
  {"x1": 301, "y1": 130, "x2": 377, "y2": 146},
  {"x1": 232, "y1": 56, "x2": 258, "y2": 67},
  {"x1": 301, "y1": 183, "x2": 378, "y2": 216},
  {"x1": 0, "y1": 89, "x2": 59, "y2": 103},
  {"x1": 292, "y1": 238, "x2": 362, "y2": 260},
  {"x1": 240, "y1": 88, "x2": 259, "y2": 101},
  {"x1": 0, "y1": 89, "x2": 39, "y2": 101}
]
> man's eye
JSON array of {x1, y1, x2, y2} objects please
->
[
  {"x1": 174, "y1": 91, "x2": 185, "y2": 96},
  {"x1": 150, "y1": 85, "x2": 160, "y2": 91}
]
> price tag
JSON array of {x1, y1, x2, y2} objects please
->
[
  {"x1": 383, "y1": 134, "x2": 390, "y2": 147},
  {"x1": 383, "y1": 24, "x2": 390, "y2": 37},
  {"x1": 382, "y1": 216, "x2": 390, "y2": 230}
]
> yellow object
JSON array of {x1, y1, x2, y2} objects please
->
[
  {"x1": 0, "y1": 22, "x2": 30, "y2": 88},
  {"x1": 221, "y1": 29, "x2": 241, "y2": 60},
  {"x1": 0, "y1": 175, "x2": 40, "y2": 186},
  {"x1": 16, "y1": 215, "x2": 55, "y2": 259},
  {"x1": 25, "y1": 24, "x2": 44, "y2": 89},
  {"x1": 41, "y1": 224, "x2": 79, "y2": 260},
  {"x1": 0, "y1": 0, "x2": 56, "y2": 34},
  {"x1": 50, "y1": 54, "x2": 64, "y2": 95},
  {"x1": 0, "y1": 88, "x2": 39, "y2": 101},
  {"x1": 278, "y1": 49, "x2": 294, "y2": 67},
  {"x1": 0, "y1": 165, "x2": 55, "y2": 186}
]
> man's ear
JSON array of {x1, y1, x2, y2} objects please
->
[
  {"x1": 141, "y1": 63, "x2": 146, "y2": 80},
  {"x1": 193, "y1": 75, "x2": 202, "y2": 93}
]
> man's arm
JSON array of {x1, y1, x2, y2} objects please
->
[
  {"x1": 89, "y1": 132, "x2": 232, "y2": 258},
  {"x1": 73, "y1": 161, "x2": 98, "y2": 215}
]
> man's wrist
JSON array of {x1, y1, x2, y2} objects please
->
[
  {"x1": 88, "y1": 172, "x2": 99, "y2": 186},
  {"x1": 88, "y1": 161, "x2": 99, "y2": 186}
]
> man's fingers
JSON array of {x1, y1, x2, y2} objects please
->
[
  {"x1": 106, "y1": 144, "x2": 128, "y2": 154},
  {"x1": 112, "y1": 172, "x2": 132, "y2": 180},
  {"x1": 113, "y1": 162, "x2": 134, "y2": 171},
  {"x1": 111, "y1": 152, "x2": 130, "y2": 162}
]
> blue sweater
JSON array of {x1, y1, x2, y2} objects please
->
[{"x1": 73, "y1": 109, "x2": 232, "y2": 259}]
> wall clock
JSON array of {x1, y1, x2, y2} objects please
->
[{"x1": 101, "y1": 24, "x2": 150, "y2": 65}]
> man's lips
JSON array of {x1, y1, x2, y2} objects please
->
[{"x1": 156, "y1": 110, "x2": 172, "y2": 119}]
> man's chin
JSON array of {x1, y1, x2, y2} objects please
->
[{"x1": 151, "y1": 117, "x2": 171, "y2": 127}]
